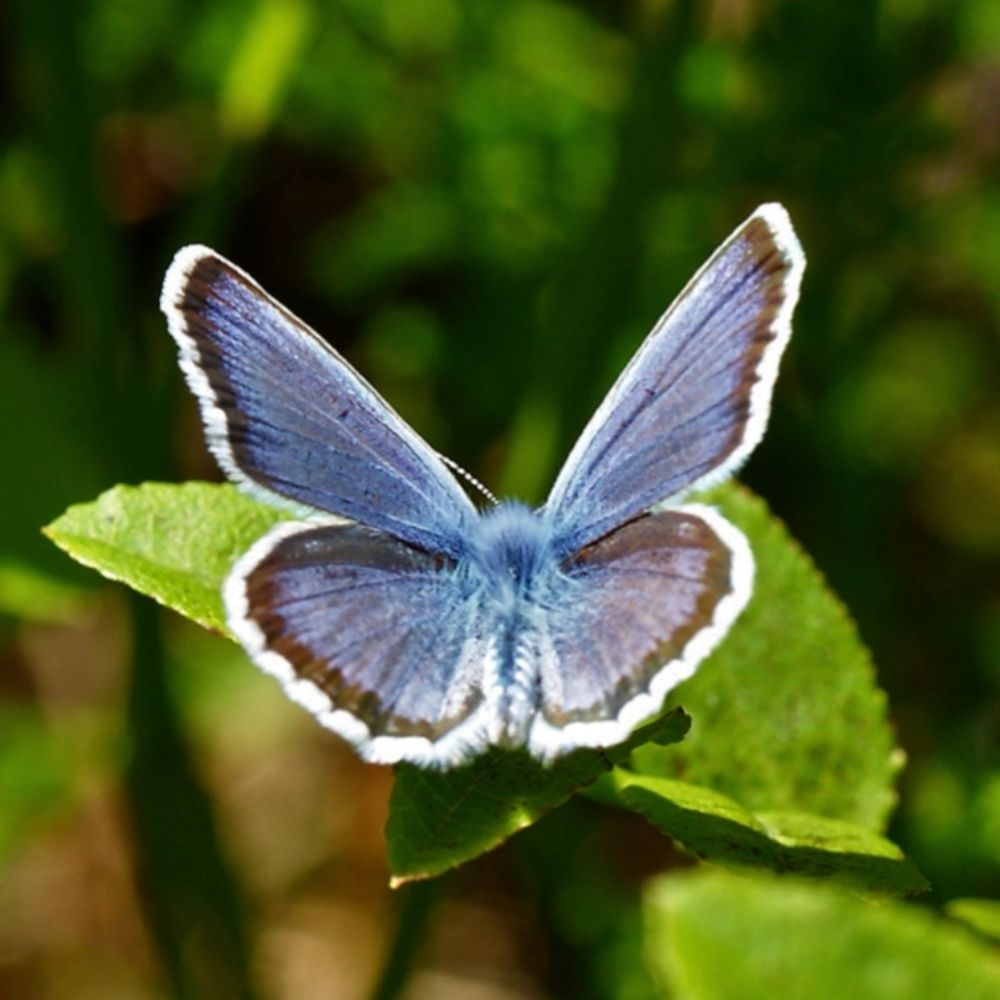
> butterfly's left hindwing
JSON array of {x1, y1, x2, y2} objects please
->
[{"x1": 225, "y1": 521, "x2": 495, "y2": 767}]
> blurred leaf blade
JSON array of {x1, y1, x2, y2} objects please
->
[
  {"x1": 645, "y1": 870, "x2": 1000, "y2": 1000},
  {"x1": 945, "y1": 899, "x2": 1000, "y2": 943},
  {"x1": 0, "y1": 336, "x2": 107, "y2": 580},
  {"x1": 0, "y1": 706, "x2": 79, "y2": 861},
  {"x1": 0, "y1": 560, "x2": 92, "y2": 623},
  {"x1": 219, "y1": 0, "x2": 314, "y2": 141}
]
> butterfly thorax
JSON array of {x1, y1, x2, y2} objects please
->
[{"x1": 465, "y1": 501, "x2": 558, "y2": 601}]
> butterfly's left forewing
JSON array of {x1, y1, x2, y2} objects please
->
[{"x1": 161, "y1": 247, "x2": 476, "y2": 558}]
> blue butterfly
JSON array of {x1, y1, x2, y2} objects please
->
[{"x1": 161, "y1": 203, "x2": 804, "y2": 768}]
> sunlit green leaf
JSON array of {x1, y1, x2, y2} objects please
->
[
  {"x1": 611, "y1": 771, "x2": 926, "y2": 895},
  {"x1": 47, "y1": 479, "x2": 899, "y2": 885},
  {"x1": 635, "y1": 485, "x2": 900, "y2": 830},
  {"x1": 44, "y1": 482, "x2": 290, "y2": 633}
]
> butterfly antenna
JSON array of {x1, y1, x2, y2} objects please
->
[{"x1": 438, "y1": 453, "x2": 499, "y2": 506}]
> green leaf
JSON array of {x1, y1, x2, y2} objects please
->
[
  {"x1": 43, "y1": 482, "x2": 290, "y2": 633},
  {"x1": 47, "y1": 481, "x2": 900, "y2": 886},
  {"x1": 386, "y1": 709, "x2": 690, "y2": 886},
  {"x1": 612, "y1": 771, "x2": 926, "y2": 895},
  {"x1": 644, "y1": 870, "x2": 1000, "y2": 1000},
  {"x1": 634, "y1": 484, "x2": 900, "y2": 830}
]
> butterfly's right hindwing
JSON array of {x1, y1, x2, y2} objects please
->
[{"x1": 527, "y1": 504, "x2": 753, "y2": 759}]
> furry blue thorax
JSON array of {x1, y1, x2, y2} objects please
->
[{"x1": 464, "y1": 501, "x2": 558, "y2": 595}]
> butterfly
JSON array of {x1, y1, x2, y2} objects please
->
[{"x1": 161, "y1": 203, "x2": 804, "y2": 768}]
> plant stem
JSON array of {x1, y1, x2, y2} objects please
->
[{"x1": 368, "y1": 879, "x2": 439, "y2": 1000}]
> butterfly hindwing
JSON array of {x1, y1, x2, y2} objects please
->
[
  {"x1": 544, "y1": 204, "x2": 804, "y2": 555},
  {"x1": 161, "y1": 247, "x2": 477, "y2": 558},
  {"x1": 526, "y1": 504, "x2": 752, "y2": 759},
  {"x1": 225, "y1": 520, "x2": 498, "y2": 766}
]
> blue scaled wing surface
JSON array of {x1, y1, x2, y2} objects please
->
[
  {"x1": 224, "y1": 520, "x2": 496, "y2": 767},
  {"x1": 544, "y1": 203, "x2": 805, "y2": 555},
  {"x1": 162, "y1": 201, "x2": 805, "y2": 767},
  {"x1": 160, "y1": 246, "x2": 477, "y2": 558},
  {"x1": 526, "y1": 503, "x2": 752, "y2": 759},
  {"x1": 527, "y1": 202, "x2": 804, "y2": 755}
]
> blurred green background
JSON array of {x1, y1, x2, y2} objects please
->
[{"x1": 2, "y1": 0, "x2": 998, "y2": 996}]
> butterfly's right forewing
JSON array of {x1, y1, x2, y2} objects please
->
[{"x1": 545, "y1": 204, "x2": 804, "y2": 555}]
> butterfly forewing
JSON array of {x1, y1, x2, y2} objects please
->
[
  {"x1": 161, "y1": 247, "x2": 477, "y2": 558},
  {"x1": 544, "y1": 204, "x2": 804, "y2": 555}
]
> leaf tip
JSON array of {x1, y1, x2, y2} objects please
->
[{"x1": 388, "y1": 871, "x2": 427, "y2": 890}]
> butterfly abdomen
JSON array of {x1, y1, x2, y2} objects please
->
[{"x1": 464, "y1": 502, "x2": 566, "y2": 746}]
